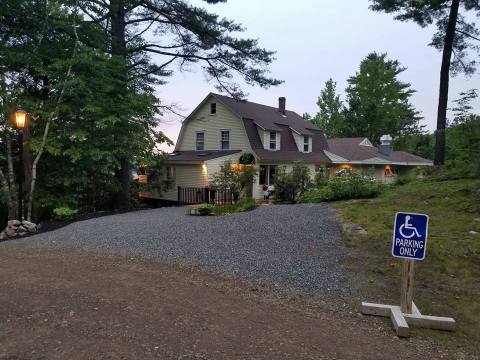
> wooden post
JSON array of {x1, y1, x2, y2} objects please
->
[{"x1": 400, "y1": 259, "x2": 415, "y2": 314}]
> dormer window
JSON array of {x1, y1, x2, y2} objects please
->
[
  {"x1": 303, "y1": 136, "x2": 310, "y2": 152},
  {"x1": 210, "y1": 103, "x2": 217, "y2": 115},
  {"x1": 269, "y1": 131, "x2": 277, "y2": 150}
]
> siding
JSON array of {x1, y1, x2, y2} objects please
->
[
  {"x1": 205, "y1": 153, "x2": 244, "y2": 182},
  {"x1": 177, "y1": 99, "x2": 252, "y2": 152},
  {"x1": 161, "y1": 164, "x2": 208, "y2": 201}
]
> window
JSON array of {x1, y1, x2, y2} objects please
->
[
  {"x1": 221, "y1": 130, "x2": 230, "y2": 150},
  {"x1": 196, "y1": 132, "x2": 205, "y2": 151},
  {"x1": 269, "y1": 131, "x2": 277, "y2": 150},
  {"x1": 166, "y1": 166, "x2": 175, "y2": 179},
  {"x1": 210, "y1": 103, "x2": 217, "y2": 115},
  {"x1": 303, "y1": 136, "x2": 309, "y2": 152}
]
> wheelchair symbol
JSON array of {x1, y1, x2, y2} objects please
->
[{"x1": 399, "y1": 215, "x2": 422, "y2": 239}]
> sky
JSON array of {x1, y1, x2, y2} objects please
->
[{"x1": 154, "y1": 0, "x2": 480, "y2": 151}]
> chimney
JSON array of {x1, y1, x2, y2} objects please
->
[
  {"x1": 278, "y1": 97, "x2": 286, "y2": 115},
  {"x1": 378, "y1": 134, "x2": 393, "y2": 156}
]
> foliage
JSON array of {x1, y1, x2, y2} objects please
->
[
  {"x1": 370, "y1": 0, "x2": 480, "y2": 76},
  {"x1": 197, "y1": 203, "x2": 215, "y2": 216},
  {"x1": 337, "y1": 179, "x2": 480, "y2": 352},
  {"x1": 210, "y1": 161, "x2": 257, "y2": 200},
  {"x1": 300, "y1": 170, "x2": 382, "y2": 203},
  {"x1": 194, "y1": 199, "x2": 257, "y2": 216},
  {"x1": 212, "y1": 198, "x2": 257, "y2": 215},
  {"x1": 370, "y1": 0, "x2": 480, "y2": 165},
  {"x1": 239, "y1": 152, "x2": 255, "y2": 165},
  {"x1": 52, "y1": 207, "x2": 79, "y2": 221},
  {"x1": 309, "y1": 79, "x2": 346, "y2": 138},
  {"x1": 274, "y1": 161, "x2": 312, "y2": 203},
  {"x1": 0, "y1": 0, "x2": 279, "y2": 220},
  {"x1": 343, "y1": 53, "x2": 422, "y2": 144}
]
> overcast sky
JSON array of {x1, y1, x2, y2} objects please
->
[{"x1": 155, "y1": 0, "x2": 480, "y2": 151}]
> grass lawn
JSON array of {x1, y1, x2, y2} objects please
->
[{"x1": 336, "y1": 178, "x2": 480, "y2": 354}]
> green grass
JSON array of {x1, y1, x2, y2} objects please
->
[
  {"x1": 336, "y1": 178, "x2": 480, "y2": 354},
  {"x1": 212, "y1": 198, "x2": 257, "y2": 215}
]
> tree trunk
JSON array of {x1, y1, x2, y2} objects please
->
[
  {"x1": 434, "y1": 0, "x2": 460, "y2": 166},
  {"x1": 109, "y1": 0, "x2": 131, "y2": 209},
  {"x1": 5, "y1": 132, "x2": 17, "y2": 220}
]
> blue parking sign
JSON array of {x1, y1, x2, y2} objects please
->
[{"x1": 392, "y1": 212, "x2": 429, "y2": 260}]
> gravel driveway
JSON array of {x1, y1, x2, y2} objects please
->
[{"x1": 20, "y1": 204, "x2": 350, "y2": 297}]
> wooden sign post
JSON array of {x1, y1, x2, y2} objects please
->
[{"x1": 361, "y1": 212, "x2": 456, "y2": 337}]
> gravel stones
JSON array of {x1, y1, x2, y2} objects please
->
[{"x1": 17, "y1": 204, "x2": 351, "y2": 298}]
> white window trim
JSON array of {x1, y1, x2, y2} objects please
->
[
  {"x1": 209, "y1": 102, "x2": 217, "y2": 116},
  {"x1": 195, "y1": 131, "x2": 205, "y2": 151},
  {"x1": 220, "y1": 129, "x2": 230, "y2": 150}
]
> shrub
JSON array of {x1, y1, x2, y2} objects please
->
[
  {"x1": 275, "y1": 161, "x2": 312, "y2": 203},
  {"x1": 213, "y1": 198, "x2": 257, "y2": 215},
  {"x1": 299, "y1": 170, "x2": 382, "y2": 203},
  {"x1": 393, "y1": 174, "x2": 413, "y2": 186},
  {"x1": 53, "y1": 207, "x2": 79, "y2": 221},
  {"x1": 197, "y1": 203, "x2": 215, "y2": 216}
]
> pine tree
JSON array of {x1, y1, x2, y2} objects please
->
[
  {"x1": 343, "y1": 53, "x2": 421, "y2": 145},
  {"x1": 370, "y1": 0, "x2": 480, "y2": 165},
  {"x1": 310, "y1": 79, "x2": 345, "y2": 138}
]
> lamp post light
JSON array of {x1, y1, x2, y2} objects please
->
[{"x1": 14, "y1": 109, "x2": 27, "y2": 221}]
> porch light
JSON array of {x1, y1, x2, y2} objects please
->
[{"x1": 15, "y1": 109, "x2": 27, "y2": 128}]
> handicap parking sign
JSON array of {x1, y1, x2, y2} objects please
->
[{"x1": 392, "y1": 212, "x2": 429, "y2": 260}]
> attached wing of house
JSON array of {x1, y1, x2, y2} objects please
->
[{"x1": 151, "y1": 93, "x2": 432, "y2": 203}]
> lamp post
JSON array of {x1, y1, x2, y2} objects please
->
[{"x1": 15, "y1": 109, "x2": 26, "y2": 221}]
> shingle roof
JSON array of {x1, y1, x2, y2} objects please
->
[
  {"x1": 213, "y1": 94, "x2": 329, "y2": 163},
  {"x1": 213, "y1": 93, "x2": 320, "y2": 135},
  {"x1": 326, "y1": 138, "x2": 433, "y2": 164},
  {"x1": 166, "y1": 150, "x2": 241, "y2": 162}
]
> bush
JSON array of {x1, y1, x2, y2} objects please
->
[
  {"x1": 300, "y1": 170, "x2": 382, "y2": 203},
  {"x1": 393, "y1": 174, "x2": 413, "y2": 186},
  {"x1": 52, "y1": 207, "x2": 79, "y2": 221},
  {"x1": 213, "y1": 198, "x2": 257, "y2": 215},
  {"x1": 275, "y1": 161, "x2": 312, "y2": 203},
  {"x1": 197, "y1": 203, "x2": 215, "y2": 215}
]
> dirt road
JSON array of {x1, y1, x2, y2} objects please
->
[{"x1": 0, "y1": 244, "x2": 455, "y2": 359}]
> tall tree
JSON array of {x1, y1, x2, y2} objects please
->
[
  {"x1": 343, "y1": 52, "x2": 421, "y2": 144},
  {"x1": 78, "y1": 0, "x2": 282, "y2": 207},
  {"x1": 370, "y1": 0, "x2": 480, "y2": 165},
  {"x1": 309, "y1": 79, "x2": 345, "y2": 138}
]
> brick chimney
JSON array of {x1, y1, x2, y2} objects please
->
[{"x1": 278, "y1": 97, "x2": 286, "y2": 115}]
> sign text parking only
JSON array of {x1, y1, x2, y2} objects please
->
[{"x1": 392, "y1": 212, "x2": 429, "y2": 260}]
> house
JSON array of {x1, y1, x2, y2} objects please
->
[{"x1": 157, "y1": 93, "x2": 432, "y2": 202}]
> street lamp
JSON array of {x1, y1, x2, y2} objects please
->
[{"x1": 14, "y1": 109, "x2": 26, "y2": 221}]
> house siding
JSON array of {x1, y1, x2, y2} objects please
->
[
  {"x1": 161, "y1": 164, "x2": 208, "y2": 201},
  {"x1": 177, "y1": 99, "x2": 252, "y2": 152},
  {"x1": 205, "y1": 153, "x2": 244, "y2": 182}
]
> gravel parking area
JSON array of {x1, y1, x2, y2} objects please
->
[{"x1": 20, "y1": 204, "x2": 350, "y2": 297}]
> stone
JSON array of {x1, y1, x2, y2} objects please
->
[
  {"x1": 469, "y1": 230, "x2": 478, "y2": 235},
  {"x1": 17, "y1": 225, "x2": 28, "y2": 232},
  {"x1": 22, "y1": 221, "x2": 37, "y2": 233},
  {"x1": 7, "y1": 220, "x2": 21, "y2": 227},
  {"x1": 474, "y1": 218, "x2": 480, "y2": 222},
  {"x1": 0, "y1": 231, "x2": 6, "y2": 241},
  {"x1": 5, "y1": 228, "x2": 17, "y2": 237},
  {"x1": 17, "y1": 232, "x2": 28, "y2": 237},
  {"x1": 342, "y1": 223, "x2": 368, "y2": 235}
]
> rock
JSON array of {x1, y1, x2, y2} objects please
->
[
  {"x1": 17, "y1": 232, "x2": 28, "y2": 237},
  {"x1": 469, "y1": 230, "x2": 478, "y2": 235},
  {"x1": 22, "y1": 221, "x2": 37, "y2": 233},
  {"x1": 474, "y1": 218, "x2": 480, "y2": 222},
  {"x1": 342, "y1": 223, "x2": 368, "y2": 235},
  {"x1": 5, "y1": 228, "x2": 17, "y2": 237},
  {"x1": 7, "y1": 220, "x2": 21, "y2": 227},
  {"x1": 0, "y1": 231, "x2": 6, "y2": 241},
  {"x1": 17, "y1": 225, "x2": 28, "y2": 232}
]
